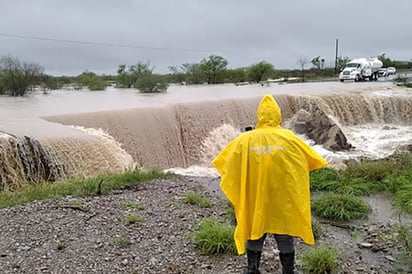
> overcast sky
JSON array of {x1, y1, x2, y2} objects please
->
[{"x1": 0, "y1": 0, "x2": 411, "y2": 76}]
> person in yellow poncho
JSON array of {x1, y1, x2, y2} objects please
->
[{"x1": 212, "y1": 94, "x2": 328, "y2": 274}]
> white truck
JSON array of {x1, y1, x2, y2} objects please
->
[{"x1": 339, "y1": 57, "x2": 396, "y2": 82}]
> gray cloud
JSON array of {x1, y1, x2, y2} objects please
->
[{"x1": 0, "y1": 0, "x2": 410, "y2": 75}]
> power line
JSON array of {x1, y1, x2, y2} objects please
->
[{"x1": 0, "y1": 32, "x2": 233, "y2": 53}]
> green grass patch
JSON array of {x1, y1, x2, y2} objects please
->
[
  {"x1": 191, "y1": 218, "x2": 236, "y2": 255},
  {"x1": 300, "y1": 244, "x2": 339, "y2": 274},
  {"x1": 312, "y1": 176, "x2": 374, "y2": 196},
  {"x1": 184, "y1": 191, "x2": 212, "y2": 208},
  {"x1": 312, "y1": 220, "x2": 323, "y2": 240},
  {"x1": 0, "y1": 168, "x2": 173, "y2": 208},
  {"x1": 177, "y1": 212, "x2": 186, "y2": 218},
  {"x1": 65, "y1": 199, "x2": 85, "y2": 210},
  {"x1": 123, "y1": 213, "x2": 143, "y2": 225},
  {"x1": 342, "y1": 154, "x2": 412, "y2": 183},
  {"x1": 119, "y1": 200, "x2": 144, "y2": 210},
  {"x1": 225, "y1": 200, "x2": 236, "y2": 225},
  {"x1": 310, "y1": 168, "x2": 341, "y2": 191},
  {"x1": 312, "y1": 193, "x2": 371, "y2": 221},
  {"x1": 395, "y1": 185, "x2": 412, "y2": 214},
  {"x1": 112, "y1": 236, "x2": 132, "y2": 248},
  {"x1": 395, "y1": 224, "x2": 412, "y2": 273}
]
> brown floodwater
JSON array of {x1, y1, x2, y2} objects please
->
[{"x1": 1, "y1": 81, "x2": 411, "y2": 181}]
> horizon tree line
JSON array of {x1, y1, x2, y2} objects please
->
[{"x1": 1, "y1": 53, "x2": 411, "y2": 96}]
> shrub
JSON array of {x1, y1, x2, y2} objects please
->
[
  {"x1": 191, "y1": 218, "x2": 236, "y2": 255},
  {"x1": 312, "y1": 193, "x2": 371, "y2": 221},
  {"x1": 135, "y1": 74, "x2": 168, "y2": 93},
  {"x1": 300, "y1": 244, "x2": 339, "y2": 274}
]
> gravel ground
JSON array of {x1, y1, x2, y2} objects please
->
[{"x1": 0, "y1": 176, "x2": 409, "y2": 274}]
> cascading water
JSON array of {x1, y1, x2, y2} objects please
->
[{"x1": 1, "y1": 83, "x2": 411, "y2": 188}]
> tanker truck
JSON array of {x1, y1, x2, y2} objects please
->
[{"x1": 339, "y1": 57, "x2": 391, "y2": 82}]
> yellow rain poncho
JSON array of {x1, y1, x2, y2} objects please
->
[{"x1": 212, "y1": 94, "x2": 328, "y2": 255}]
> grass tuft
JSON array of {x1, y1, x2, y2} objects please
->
[
  {"x1": 342, "y1": 154, "x2": 412, "y2": 183},
  {"x1": 191, "y1": 218, "x2": 236, "y2": 255},
  {"x1": 112, "y1": 236, "x2": 132, "y2": 248},
  {"x1": 312, "y1": 193, "x2": 371, "y2": 221},
  {"x1": 395, "y1": 224, "x2": 412, "y2": 273},
  {"x1": 225, "y1": 200, "x2": 236, "y2": 225},
  {"x1": 312, "y1": 220, "x2": 323, "y2": 240},
  {"x1": 184, "y1": 191, "x2": 212, "y2": 208},
  {"x1": 300, "y1": 244, "x2": 339, "y2": 274},
  {"x1": 123, "y1": 213, "x2": 143, "y2": 225},
  {"x1": 310, "y1": 168, "x2": 341, "y2": 191},
  {"x1": 119, "y1": 200, "x2": 144, "y2": 210}
]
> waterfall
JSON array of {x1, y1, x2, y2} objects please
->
[{"x1": 1, "y1": 92, "x2": 412, "y2": 190}]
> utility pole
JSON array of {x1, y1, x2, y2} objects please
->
[{"x1": 334, "y1": 38, "x2": 339, "y2": 74}]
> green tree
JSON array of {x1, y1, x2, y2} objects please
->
[
  {"x1": 247, "y1": 61, "x2": 275, "y2": 83},
  {"x1": 0, "y1": 55, "x2": 44, "y2": 96},
  {"x1": 116, "y1": 61, "x2": 168, "y2": 93},
  {"x1": 116, "y1": 64, "x2": 133, "y2": 88},
  {"x1": 0, "y1": 72, "x2": 7, "y2": 94},
  {"x1": 168, "y1": 65, "x2": 186, "y2": 84},
  {"x1": 135, "y1": 74, "x2": 168, "y2": 93},
  {"x1": 226, "y1": 68, "x2": 247, "y2": 84},
  {"x1": 337, "y1": 56, "x2": 351, "y2": 71},
  {"x1": 378, "y1": 53, "x2": 394, "y2": 67},
  {"x1": 181, "y1": 63, "x2": 206, "y2": 84},
  {"x1": 311, "y1": 56, "x2": 324, "y2": 69},
  {"x1": 77, "y1": 71, "x2": 106, "y2": 90},
  {"x1": 200, "y1": 55, "x2": 228, "y2": 84}
]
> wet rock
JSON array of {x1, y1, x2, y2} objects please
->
[
  {"x1": 359, "y1": 242, "x2": 373, "y2": 248},
  {"x1": 289, "y1": 109, "x2": 352, "y2": 151}
]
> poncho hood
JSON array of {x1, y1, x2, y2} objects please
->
[
  {"x1": 256, "y1": 94, "x2": 282, "y2": 128},
  {"x1": 212, "y1": 94, "x2": 328, "y2": 255}
]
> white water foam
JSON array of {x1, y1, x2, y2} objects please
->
[
  {"x1": 69, "y1": 125, "x2": 136, "y2": 170},
  {"x1": 167, "y1": 122, "x2": 412, "y2": 177}
]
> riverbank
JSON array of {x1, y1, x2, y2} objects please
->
[{"x1": 0, "y1": 175, "x2": 409, "y2": 274}]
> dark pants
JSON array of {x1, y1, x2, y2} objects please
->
[{"x1": 246, "y1": 233, "x2": 294, "y2": 253}]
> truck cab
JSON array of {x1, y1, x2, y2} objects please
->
[{"x1": 339, "y1": 57, "x2": 383, "y2": 82}]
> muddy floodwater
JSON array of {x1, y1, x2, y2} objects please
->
[{"x1": 1, "y1": 81, "x2": 412, "y2": 186}]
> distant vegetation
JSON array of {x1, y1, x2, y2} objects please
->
[{"x1": 1, "y1": 53, "x2": 412, "y2": 96}]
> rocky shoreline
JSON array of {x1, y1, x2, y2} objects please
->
[{"x1": 0, "y1": 176, "x2": 409, "y2": 273}]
